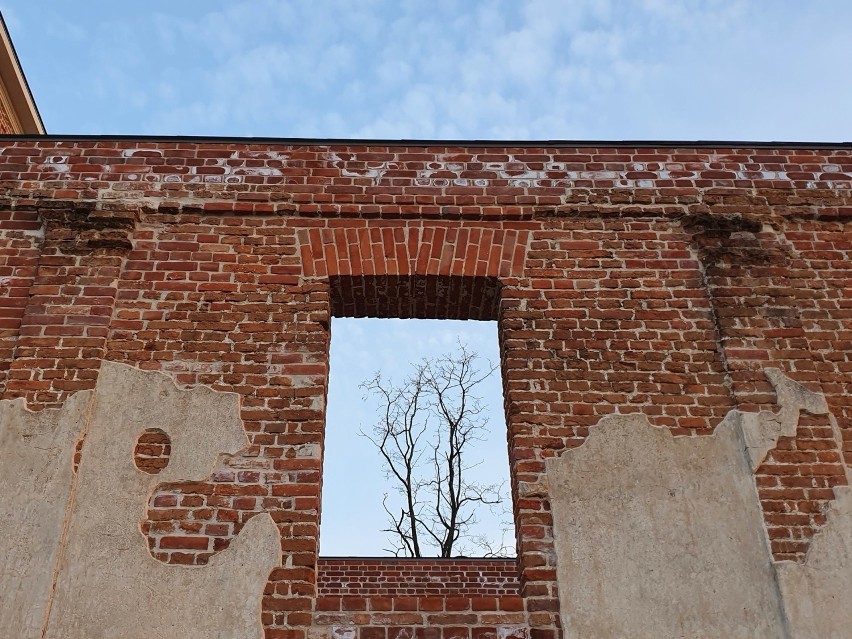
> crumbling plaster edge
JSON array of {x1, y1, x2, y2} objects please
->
[
  {"x1": 0, "y1": 361, "x2": 282, "y2": 638},
  {"x1": 530, "y1": 367, "x2": 849, "y2": 570}
]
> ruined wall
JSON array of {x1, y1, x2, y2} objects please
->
[{"x1": 0, "y1": 139, "x2": 851, "y2": 639}]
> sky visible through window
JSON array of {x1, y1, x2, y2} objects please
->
[{"x1": 321, "y1": 318, "x2": 513, "y2": 556}]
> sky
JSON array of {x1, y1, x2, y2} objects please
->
[
  {"x1": 2, "y1": 1, "x2": 850, "y2": 555},
  {"x1": 324, "y1": 319, "x2": 511, "y2": 556},
  {"x1": 3, "y1": 0, "x2": 852, "y2": 141}
]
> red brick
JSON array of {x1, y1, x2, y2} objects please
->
[{"x1": 3, "y1": 140, "x2": 851, "y2": 639}]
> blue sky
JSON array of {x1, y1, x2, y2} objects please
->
[
  {"x1": 2, "y1": 1, "x2": 850, "y2": 555},
  {"x1": 4, "y1": 0, "x2": 852, "y2": 141}
]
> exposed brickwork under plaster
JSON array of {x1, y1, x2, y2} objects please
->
[
  {"x1": 0, "y1": 139, "x2": 850, "y2": 639},
  {"x1": 133, "y1": 428, "x2": 171, "y2": 475},
  {"x1": 756, "y1": 412, "x2": 846, "y2": 560}
]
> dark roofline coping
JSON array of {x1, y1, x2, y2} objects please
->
[{"x1": 0, "y1": 134, "x2": 850, "y2": 149}]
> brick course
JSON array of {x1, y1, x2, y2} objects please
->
[
  {"x1": 317, "y1": 559, "x2": 520, "y2": 598},
  {"x1": 313, "y1": 558, "x2": 523, "y2": 639},
  {"x1": 1, "y1": 138, "x2": 850, "y2": 639}
]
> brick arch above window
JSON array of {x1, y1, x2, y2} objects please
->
[{"x1": 297, "y1": 224, "x2": 530, "y2": 279}]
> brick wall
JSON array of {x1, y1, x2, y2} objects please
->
[
  {"x1": 317, "y1": 559, "x2": 520, "y2": 597},
  {"x1": 0, "y1": 138, "x2": 850, "y2": 639},
  {"x1": 0, "y1": 205, "x2": 40, "y2": 390},
  {"x1": 314, "y1": 559, "x2": 524, "y2": 639}
]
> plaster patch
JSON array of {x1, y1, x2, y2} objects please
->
[
  {"x1": 547, "y1": 413, "x2": 786, "y2": 639},
  {"x1": 0, "y1": 391, "x2": 92, "y2": 638},
  {"x1": 739, "y1": 367, "x2": 829, "y2": 471},
  {"x1": 776, "y1": 486, "x2": 852, "y2": 638},
  {"x1": 42, "y1": 361, "x2": 280, "y2": 638},
  {"x1": 0, "y1": 362, "x2": 280, "y2": 639}
]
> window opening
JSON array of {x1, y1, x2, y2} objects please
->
[{"x1": 320, "y1": 317, "x2": 515, "y2": 557}]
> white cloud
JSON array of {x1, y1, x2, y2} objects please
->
[{"x1": 5, "y1": 1, "x2": 852, "y2": 138}]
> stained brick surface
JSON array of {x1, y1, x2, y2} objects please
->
[{"x1": 1, "y1": 139, "x2": 850, "y2": 639}]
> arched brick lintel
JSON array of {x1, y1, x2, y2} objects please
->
[{"x1": 298, "y1": 224, "x2": 530, "y2": 279}]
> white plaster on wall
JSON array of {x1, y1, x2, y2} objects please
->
[
  {"x1": 0, "y1": 362, "x2": 280, "y2": 639},
  {"x1": 4, "y1": 360, "x2": 851, "y2": 638},
  {"x1": 777, "y1": 486, "x2": 852, "y2": 639},
  {"x1": 0, "y1": 391, "x2": 92, "y2": 638},
  {"x1": 547, "y1": 368, "x2": 851, "y2": 639},
  {"x1": 547, "y1": 412, "x2": 787, "y2": 639}
]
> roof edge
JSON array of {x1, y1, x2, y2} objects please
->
[
  {"x1": 0, "y1": 12, "x2": 44, "y2": 134},
  {"x1": 0, "y1": 134, "x2": 850, "y2": 149}
]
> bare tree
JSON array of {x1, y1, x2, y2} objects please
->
[{"x1": 360, "y1": 343, "x2": 509, "y2": 557}]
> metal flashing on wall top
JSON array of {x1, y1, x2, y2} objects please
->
[{"x1": 0, "y1": 134, "x2": 849, "y2": 149}]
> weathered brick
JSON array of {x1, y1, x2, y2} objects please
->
[{"x1": 2, "y1": 140, "x2": 851, "y2": 638}]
